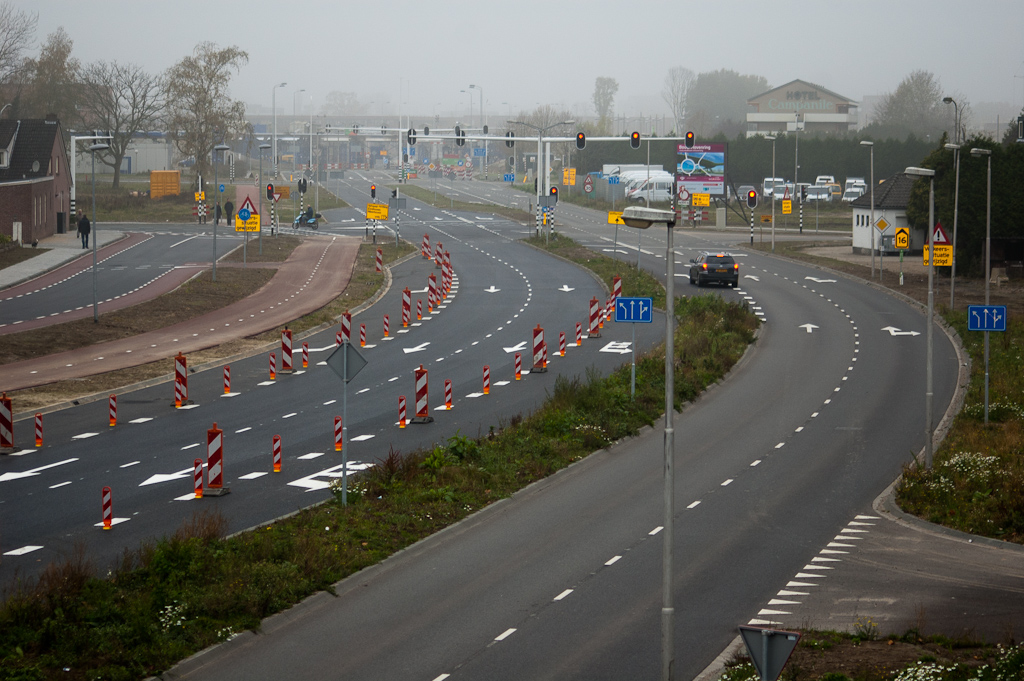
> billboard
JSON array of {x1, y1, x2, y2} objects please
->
[{"x1": 676, "y1": 143, "x2": 726, "y2": 196}]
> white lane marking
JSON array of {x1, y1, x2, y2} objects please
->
[
  {"x1": 282, "y1": 412, "x2": 297, "y2": 419},
  {"x1": 120, "y1": 461, "x2": 140, "y2": 468},
  {"x1": 775, "y1": 443, "x2": 785, "y2": 449},
  {"x1": 94, "y1": 518, "x2": 130, "y2": 527},
  {"x1": 605, "y1": 556, "x2": 622, "y2": 566},
  {"x1": 235, "y1": 427, "x2": 252, "y2": 434},
  {"x1": 750, "y1": 460, "x2": 761, "y2": 466},
  {"x1": 3, "y1": 545, "x2": 44, "y2": 556},
  {"x1": 129, "y1": 417, "x2": 154, "y2": 424},
  {"x1": 49, "y1": 481, "x2": 72, "y2": 489},
  {"x1": 0, "y1": 458, "x2": 79, "y2": 483},
  {"x1": 494, "y1": 628, "x2": 517, "y2": 641},
  {"x1": 298, "y1": 453, "x2": 324, "y2": 460},
  {"x1": 649, "y1": 526, "x2": 663, "y2": 536},
  {"x1": 687, "y1": 501, "x2": 701, "y2": 509},
  {"x1": 239, "y1": 472, "x2": 268, "y2": 480},
  {"x1": 350, "y1": 435, "x2": 375, "y2": 442},
  {"x1": 554, "y1": 589, "x2": 573, "y2": 601},
  {"x1": 182, "y1": 443, "x2": 200, "y2": 450},
  {"x1": 72, "y1": 432, "x2": 99, "y2": 440},
  {"x1": 323, "y1": 399, "x2": 337, "y2": 406},
  {"x1": 721, "y1": 479, "x2": 733, "y2": 486}
]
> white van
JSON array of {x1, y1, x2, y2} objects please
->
[
  {"x1": 762, "y1": 177, "x2": 785, "y2": 199},
  {"x1": 627, "y1": 176, "x2": 676, "y2": 203}
]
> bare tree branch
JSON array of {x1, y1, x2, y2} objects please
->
[{"x1": 662, "y1": 66, "x2": 694, "y2": 135}]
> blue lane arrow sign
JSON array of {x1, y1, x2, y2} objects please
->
[
  {"x1": 968, "y1": 305, "x2": 1007, "y2": 332},
  {"x1": 615, "y1": 297, "x2": 653, "y2": 323}
]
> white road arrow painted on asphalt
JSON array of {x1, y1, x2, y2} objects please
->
[
  {"x1": 410, "y1": 287, "x2": 428, "y2": 293},
  {"x1": 557, "y1": 285, "x2": 575, "y2": 292},
  {"x1": 484, "y1": 286, "x2": 501, "y2": 293},
  {"x1": 0, "y1": 458, "x2": 79, "y2": 483},
  {"x1": 403, "y1": 342, "x2": 431, "y2": 354},
  {"x1": 503, "y1": 341, "x2": 528, "y2": 353},
  {"x1": 805, "y1": 276, "x2": 837, "y2": 283},
  {"x1": 882, "y1": 326, "x2": 921, "y2": 336},
  {"x1": 139, "y1": 466, "x2": 196, "y2": 487},
  {"x1": 600, "y1": 341, "x2": 633, "y2": 355},
  {"x1": 744, "y1": 275, "x2": 760, "y2": 281},
  {"x1": 799, "y1": 324, "x2": 819, "y2": 333}
]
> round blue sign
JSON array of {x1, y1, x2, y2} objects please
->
[
  {"x1": 219, "y1": 183, "x2": 225, "y2": 193},
  {"x1": 238, "y1": 208, "x2": 251, "y2": 221}
]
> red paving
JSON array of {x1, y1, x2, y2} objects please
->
[{"x1": 2, "y1": 235, "x2": 360, "y2": 392}]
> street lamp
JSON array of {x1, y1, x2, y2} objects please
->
[
  {"x1": 905, "y1": 166, "x2": 936, "y2": 467},
  {"x1": 469, "y1": 84, "x2": 483, "y2": 130},
  {"x1": 212, "y1": 142, "x2": 230, "y2": 282},
  {"x1": 944, "y1": 143, "x2": 961, "y2": 309},
  {"x1": 942, "y1": 96, "x2": 962, "y2": 145},
  {"x1": 509, "y1": 119, "x2": 574, "y2": 240},
  {"x1": 860, "y1": 141, "x2": 876, "y2": 279},
  {"x1": 970, "y1": 147, "x2": 993, "y2": 424},
  {"x1": 272, "y1": 81, "x2": 287, "y2": 178},
  {"x1": 293, "y1": 88, "x2": 305, "y2": 116},
  {"x1": 764, "y1": 135, "x2": 777, "y2": 251},
  {"x1": 620, "y1": 204, "x2": 677, "y2": 681},
  {"x1": 258, "y1": 142, "x2": 271, "y2": 256},
  {"x1": 89, "y1": 142, "x2": 109, "y2": 322},
  {"x1": 459, "y1": 90, "x2": 473, "y2": 128}
]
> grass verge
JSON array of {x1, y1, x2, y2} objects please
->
[{"x1": 0, "y1": 242, "x2": 757, "y2": 679}]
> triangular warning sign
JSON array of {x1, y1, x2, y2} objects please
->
[
  {"x1": 238, "y1": 197, "x2": 257, "y2": 214},
  {"x1": 931, "y1": 221, "x2": 950, "y2": 244}
]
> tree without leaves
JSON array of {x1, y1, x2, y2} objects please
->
[
  {"x1": 19, "y1": 27, "x2": 80, "y2": 125},
  {"x1": 684, "y1": 69, "x2": 768, "y2": 137},
  {"x1": 0, "y1": 2, "x2": 35, "y2": 89},
  {"x1": 592, "y1": 77, "x2": 618, "y2": 135},
  {"x1": 79, "y1": 61, "x2": 164, "y2": 188},
  {"x1": 662, "y1": 66, "x2": 694, "y2": 136},
  {"x1": 164, "y1": 42, "x2": 249, "y2": 183},
  {"x1": 866, "y1": 70, "x2": 955, "y2": 141}
]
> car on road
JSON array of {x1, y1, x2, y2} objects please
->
[{"x1": 688, "y1": 252, "x2": 739, "y2": 287}]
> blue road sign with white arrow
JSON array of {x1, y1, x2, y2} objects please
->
[
  {"x1": 615, "y1": 297, "x2": 653, "y2": 323},
  {"x1": 968, "y1": 305, "x2": 1007, "y2": 332}
]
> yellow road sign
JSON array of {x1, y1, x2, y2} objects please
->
[
  {"x1": 760, "y1": 215, "x2": 772, "y2": 224},
  {"x1": 875, "y1": 216, "x2": 891, "y2": 232},
  {"x1": 607, "y1": 211, "x2": 625, "y2": 225},
  {"x1": 569, "y1": 168, "x2": 577, "y2": 186},
  {"x1": 366, "y1": 203, "x2": 389, "y2": 220},
  {"x1": 923, "y1": 244, "x2": 953, "y2": 266},
  {"x1": 562, "y1": 169, "x2": 570, "y2": 185},
  {"x1": 782, "y1": 199, "x2": 792, "y2": 215},
  {"x1": 895, "y1": 227, "x2": 910, "y2": 250},
  {"x1": 235, "y1": 214, "x2": 261, "y2": 232},
  {"x1": 692, "y1": 193, "x2": 710, "y2": 207},
  {"x1": 194, "y1": 191, "x2": 205, "y2": 202}
]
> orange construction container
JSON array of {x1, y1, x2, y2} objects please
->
[{"x1": 149, "y1": 170, "x2": 181, "y2": 198}]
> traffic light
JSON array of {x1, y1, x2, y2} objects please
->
[
  {"x1": 266, "y1": 183, "x2": 274, "y2": 201},
  {"x1": 746, "y1": 189, "x2": 758, "y2": 209},
  {"x1": 630, "y1": 131, "x2": 640, "y2": 149},
  {"x1": 505, "y1": 131, "x2": 515, "y2": 148},
  {"x1": 575, "y1": 132, "x2": 586, "y2": 150},
  {"x1": 685, "y1": 131, "x2": 695, "y2": 149},
  {"x1": 370, "y1": 184, "x2": 376, "y2": 199},
  {"x1": 391, "y1": 189, "x2": 397, "y2": 199},
  {"x1": 550, "y1": 186, "x2": 558, "y2": 203},
  {"x1": 456, "y1": 129, "x2": 466, "y2": 147},
  {"x1": 482, "y1": 125, "x2": 488, "y2": 134},
  {"x1": 407, "y1": 128, "x2": 416, "y2": 145},
  {"x1": 297, "y1": 179, "x2": 307, "y2": 194},
  {"x1": 423, "y1": 125, "x2": 430, "y2": 136},
  {"x1": 508, "y1": 155, "x2": 515, "y2": 169}
]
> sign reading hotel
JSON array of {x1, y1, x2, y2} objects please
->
[{"x1": 676, "y1": 143, "x2": 726, "y2": 196}]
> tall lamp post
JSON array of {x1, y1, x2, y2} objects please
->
[
  {"x1": 89, "y1": 142, "x2": 109, "y2": 323},
  {"x1": 509, "y1": 119, "x2": 574, "y2": 240},
  {"x1": 212, "y1": 142, "x2": 230, "y2": 281},
  {"x1": 258, "y1": 142, "x2": 271, "y2": 255},
  {"x1": 860, "y1": 141, "x2": 875, "y2": 279},
  {"x1": 764, "y1": 135, "x2": 777, "y2": 252},
  {"x1": 970, "y1": 147, "x2": 992, "y2": 424},
  {"x1": 905, "y1": 166, "x2": 936, "y2": 467},
  {"x1": 293, "y1": 87, "x2": 305, "y2": 116},
  {"x1": 944, "y1": 143, "x2": 961, "y2": 309},
  {"x1": 620, "y1": 204, "x2": 677, "y2": 681},
  {"x1": 272, "y1": 81, "x2": 287, "y2": 178},
  {"x1": 470, "y1": 84, "x2": 486, "y2": 179}
]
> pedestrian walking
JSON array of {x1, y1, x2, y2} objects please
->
[{"x1": 77, "y1": 211, "x2": 91, "y2": 249}]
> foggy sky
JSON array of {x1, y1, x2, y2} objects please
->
[{"x1": 14, "y1": 0, "x2": 1024, "y2": 122}]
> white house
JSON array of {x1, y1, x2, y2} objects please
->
[{"x1": 850, "y1": 173, "x2": 923, "y2": 255}]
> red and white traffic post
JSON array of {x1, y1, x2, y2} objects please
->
[
  {"x1": 0, "y1": 392, "x2": 12, "y2": 449},
  {"x1": 422, "y1": 233, "x2": 430, "y2": 258},
  {"x1": 576, "y1": 322, "x2": 583, "y2": 347},
  {"x1": 375, "y1": 247, "x2": 383, "y2": 273},
  {"x1": 360, "y1": 323, "x2": 367, "y2": 347},
  {"x1": 589, "y1": 297, "x2": 601, "y2": 338},
  {"x1": 334, "y1": 416, "x2": 343, "y2": 451},
  {"x1": 612, "y1": 275, "x2": 622, "y2": 301},
  {"x1": 340, "y1": 310, "x2": 352, "y2": 345},
  {"x1": 273, "y1": 435, "x2": 282, "y2": 472},
  {"x1": 515, "y1": 352, "x2": 522, "y2": 380},
  {"x1": 281, "y1": 327, "x2": 293, "y2": 372},
  {"x1": 206, "y1": 422, "x2": 228, "y2": 495},
  {"x1": 445, "y1": 379, "x2": 453, "y2": 409},
  {"x1": 174, "y1": 353, "x2": 188, "y2": 407},
  {"x1": 398, "y1": 395, "x2": 407, "y2": 428},
  {"x1": 302, "y1": 342, "x2": 309, "y2": 369},
  {"x1": 483, "y1": 365, "x2": 491, "y2": 395},
  {"x1": 223, "y1": 365, "x2": 231, "y2": 394},
  {"x1": 269, "y1": 352, "x2": 277, "y2": 380},
  {"x1": 412, "y1": 364, "x2": 433, "y2": 423},
  {"x1": 102, "y1": 486, "x2": 112, "y2": 530},
  {"x1": 417, "y1": 299, "x2": 423, "y2": 321},
  {"x1": 383, "y1": 314, "x2": 390, "y2": 338},
  {"x1": 402, "y1": 287, "x2": 411, "y2": 327},
  {"x1": 532, "y1": 325, "x2": 547, "y2": 372},
  {"x1": 34, "y1": 412, "x2": 42, "y2": 447},
  {"x1": 559, "y1": 331, "x2": 566, "y2": 357},
  {"x1": 542, "y1": 341, "x2": 549, "y2": 369},
  {"x1": 443, "y1": 251, "x2": 452, "y2": 294},
  {"x1": 109, "y1": 393, "x2": 117, "y2": 426},
  {"x1": 434, "y1": 242, "x2": 443, "y2": 268},
  {"x1": 428, "y1": 273, "x2": 437, "y2": 312},
  {"x1": 193, "y1": 458, "x2": 203, "y2": 498}
]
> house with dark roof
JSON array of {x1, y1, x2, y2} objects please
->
[
  {"x1": 849, "y1": 173, "x2": 923, "y2": 255},
  {"x1": 746, "y1": 79, "x2": 859, "y2": 137},
  {"x1": 0, "y1": 117, "x2": 73, "y2": 244}
]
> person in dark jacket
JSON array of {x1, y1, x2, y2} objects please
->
[{"x1": 77, "y1": 211, "x2": 91, "y2": 249}]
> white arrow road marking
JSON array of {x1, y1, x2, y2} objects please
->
[
  {"x1": 799, "y1": 324, "x2": 819, "y2": 333},
  {"x1": 744, "y1": 275, "x2": 760, "y2": 281},
  {"x1": 288, "y1": 462, "x2": 375, "y2": 491},
  {"x1": 600, "y1": 341, "x2": 633, "y2": 355},
  {"x1": 0, "y1": 458, "x2": 79, "y2": 483},
  {"x1": 139, "y1": 465, "x2": 197, "y2": 487},
  {"x1": 557, "y1": 285, "x2": 575, "y2": 292},
  {"x1": 410, "y1": 287, "x2": 428, "y2": 293},
  {"x1": 403, "y1": 342, "x2": 431, "y2": 354},
  {"x1": 805, "y1": 276, "x2": 837, "y2": 283},
  {"x1": 503, "y1": 341, "x2": 528, "y2": 353},
  {"x1": 882, "y1": 326, "x2": 921, "y2": 336},
  {"x1": 484, "y1": 285, "x2": 501, "y2": 293},
  {"x1": 3, "y1": 545, "x2": 43, "y2": 556}
]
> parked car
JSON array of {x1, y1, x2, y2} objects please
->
[
  {"x1": 688, "y1": 252, "x2": 739, "y2": 287},
  {"x1": 841, "y1": 187, "x2": 865, "y2": 202},
  {"x1": 814, "y1": 175, "x2": 835, "y2": 186},
  {"x1": 762, "y1": 177, "x2": 785, "y2": 199},
  {"x1": 805, "y1": 186, "x2": 832, "y2": 202}
]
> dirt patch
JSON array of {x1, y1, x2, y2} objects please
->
[
  {"x1": 220, "y1": 234, "x2": 300, "y2": 263},
  {"x1": 0, "y1": 243, "x2": 48, "y2": 269}
]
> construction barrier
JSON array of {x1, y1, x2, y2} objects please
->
[
  {"x1": 102, "y1": 486, "x2": 112, "y2": 530},
  {"x1": 576, "y1": 322, "x2": 583, "y2": 347},
  {"x1": 398, "y1": 395, "x2": 407, "y2": 428},
  {"x1": 194, "y1": 458, "x2": 203, "y2": 498},
  {"x1": 302, "y1": 342, "x2": 309, "y2": 369},
  {"x1": 109, "y1": 393, "x2": 117, "y2": 426},
  {"x1": 434, "y1": 242, "x2": 442, "y2": 268},
  {"x1": 483, "y1": 365, "x2": 490, "y2": 395},
  {"x1": 273, "y1": 435, "x2": 282, "y2": 472},
  {"x1": 375, "y1": 247, "x2": 383, "y2": 273},
  {"x1": 223, "y1": 365, "x2": 231, "y2": 394},
  {"x1": 532, "y1": 325, "x2": 546, "y2": 372},
  {"x1": 206, "y1": 422, "x2": 227, "y2": 494},
  {"x1": 589, "y1": 297, "x2": 602, "y2": 338},
  {"x1": 515, "y1": 353, "x2": 522, "y2": 380},
  {"x1": 269, "y1": 352, "x2": 276, "y2": 380},
  {"x1": 542, "y1": 341, "x2": 549, "y2": 369},
  {"x1": 445, "y1": 379, "x2": 453, "y2": 409},
  {"x1": 0, "y1": 392, "x2": 12, "y2": 448},
  {"x1": 612, "y1": 275, "x2": 622, "y2": 301},
  {"x1": 383, "y1": 314, "x2": 390, "y2": 338},
  {"x1": 417, "y1": 299, "x2": 423, "y2": 321},
  {"x1": 560, "y1": 332, "x2": 566, "y2": 357},
  {"x1": 443, "y1": 251, "x2": 452, "y2": 294},
  {"x1": 402, "y1": 288, "x2": 411, "y2": 327},
  {"x1": 334, "y1": 416, "x2": 343, "y2": 451},
  {"x1": 174, "y1": 353, "x2": 188, "y2": 407},
  {"x1": 34, "y1": 412, "x2": 42, "y2": 447},
  {"x1": 341, "y1": 311, "x2": 352, "y2": 344},
  {"x1": 360, "y1": 323, "x2": 366, "y2": 347},
  {"x1": 281, "y1": 328, "x2": 293, "y2": 372},
  {"x1": 413, "y1": 364, "x2": 433, "y2": 423},
  {"x1": 422, "y1": 233, "x2": 430, "y2": 258}
]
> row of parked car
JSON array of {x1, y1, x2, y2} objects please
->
[{"x1": 760, "y1": 175, "x2": 868, "y2": 203}]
